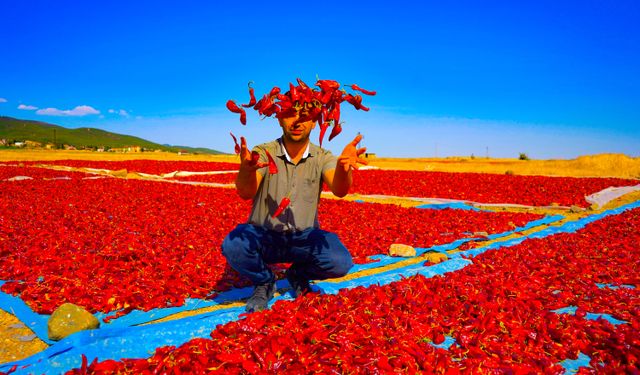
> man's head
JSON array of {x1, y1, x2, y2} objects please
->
[{"x1": 277, "y1": 109, "x2": 316, "y2": 145}]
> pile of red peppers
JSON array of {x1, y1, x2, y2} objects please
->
[
  {"x1": 67, "y1": 207, "x2": 640, "y2": 373},
  {"x1": 227, "y1": 78, "x2": 376, "y2": 147},
  {"x1": 0, "y1": 166, "x2": 541, "y2": 315}
]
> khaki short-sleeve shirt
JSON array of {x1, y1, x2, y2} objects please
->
[{"x1": 248, "y1": 137, "x2": 337, "y2": 232}]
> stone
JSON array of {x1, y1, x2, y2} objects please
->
[
  {"x1": 424, "y1": 251, "x2": 448, "y2": 264},
  {"x1": 569, "y1": 205, "x2": 584, "y2": 213},
  {"x1": 388, "y1": 244, "x2": 416, "y2": 257},
  {"x1": 47, "y1": 303, "x2": 99, "y2": 341}
]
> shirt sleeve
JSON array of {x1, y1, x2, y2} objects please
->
[{"x1": 321, "y1": 149, "x2": 338, "y2": 174}]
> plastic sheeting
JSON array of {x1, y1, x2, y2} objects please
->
[
  {"x1": 559, "y1": 352, "x2": 591, "y2": 373},
  {"x1": 585, "y1": 184, "x2": 640, "y2": 208},
  {"x1": 414, "y1": 202, "x2": 482, "y2": 211},
  {"x1": 349, "y1": 194, "x2": 573, "y2": 210},
  {"x1": 551, "y1": 306, "x2": 628, "y2": 325},
  {"x1": 450, "y1": 200, "x2": 640, "y2": 260}
]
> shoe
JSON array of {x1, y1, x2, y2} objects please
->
[
  {"x1": 245, "y1": 282, "x2": 276, "y2": 313},
  {"x1": 286, "y1": 267, "x2": 312, "y2": 298}
]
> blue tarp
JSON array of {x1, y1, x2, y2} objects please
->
[{"x1": 415, "y1": 202, "x2": 482, "y2": 211}]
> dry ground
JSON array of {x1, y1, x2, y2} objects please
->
[{"x1": 1, "y1": 150, "x2": 639, "y2": 178}]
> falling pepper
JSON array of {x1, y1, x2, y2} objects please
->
[
  {"x1": 316, "y1": 79, "x2": 340, "y2": 92},
  {"x1": 272, "y1": 196, "x2": 291, "y2": 218},
  {"x1": 319, "y1": 121, "x2": 330, "y2": 148},
  {"x1": 288, "y1": 82, "x2": 299, "y2": 102},
  {"x1": 227, "y1": 78, "x2": 375, "y2": 141},
  {"x1": 226, "y1": 100, "x2": 247, "y2": 125},
  {"x1": 230, "y1": 132, "x2": 240, "y2": 155},
  {"x1": 349, "y1": 84, "x2": 377, "y2": 96},
  {"x1": 269, "y1": 86, "x2": 281, "y2": 98},
  {"x1": 241, "y1": 82, "x2": 257, "y2": 108},
  {"x1": 328, "y1": 122, "x2": 342, "y2": 141},
  {"x1": 265, "y1": 150, "x2": 278, "y2": 174},
  {"x1": 296, "y1": 77, "x2": 310, "y2": 90}
]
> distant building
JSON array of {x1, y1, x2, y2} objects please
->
[{"x1": 25, "y1": 140, "x2": 42, "y2": 148}]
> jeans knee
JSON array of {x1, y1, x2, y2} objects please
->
[
  {"x1": 330, "y1": 251, "x2": 353, "y2": 277},
  {"x1": 221, "y1": 235, "x2": 236, "y2": 260},
  {"x1": 324, "y1": 233, "x2": 353, "y2": 277},
  {"x1": 221, "y1": 224, "x2": 257, "y2": 262}
]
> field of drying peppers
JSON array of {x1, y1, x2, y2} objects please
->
[{"x1": 0, "y1": 160, "x2": 639, "y2": 374}]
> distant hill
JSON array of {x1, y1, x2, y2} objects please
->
[{"x1": 0, "y1": 116, "x2": 224, "y2": 154}]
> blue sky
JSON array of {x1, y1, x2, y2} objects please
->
[{"x1": 1, "y1": 1, "x2": 638, "y2": 158}]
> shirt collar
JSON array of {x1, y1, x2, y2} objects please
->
[{"x1": 278, "y1": 137, "x2": 313, "y2": 163}]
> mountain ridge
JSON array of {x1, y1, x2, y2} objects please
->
[{"x1": 0, "y1": 116, "x2": 224, "y2": 154}]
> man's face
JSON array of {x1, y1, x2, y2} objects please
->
[{"x1": 278, "y1": 111, "x2": 316, "y2": 144}]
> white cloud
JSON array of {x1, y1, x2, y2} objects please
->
[
  {"x1": 36, "y1": 105, "x2": 100, "y2": 117},
  {"x1": 18, "y1": 104, "x2": 38, "y2": 110},
  {"x1": 0, "y1": 98, "x2": 7, "y2": 103},
  {"x1": 108, "y1": 108, "x2": 131, "y2": 117}
]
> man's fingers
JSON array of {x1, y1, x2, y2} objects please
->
[
  {"x1": 351, "y1": 134, "x2": 364, "y2": 147},
  {"x1": 356, "y1": 147, "x2": 367, "y2": 156}
]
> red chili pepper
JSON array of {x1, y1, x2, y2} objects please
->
[
  {"x1": 256, "y1": 95, "x2": 273, "y2": 114},
  {"x1": 230, "y1": 132, "x2": 240, "y2": 155},
  {"x1": 272, "y1": 197, "x2": 291, "y2": 218},
  {"x1": 249, "y1": 150, "x2": 269, "y2": 169},
  {"x1": 319, "y1": 90, "x2": 333, "y2": 104},
  {"x1": 226, "y1": 99, "x2": 242, "y2": 114},
  {"x1": 316, "y1": 79, "x2": 340, "y2": 92},
  {"x1": 226, "y1": 100, "x2": 247, "y2": 125},
  {"x1": 277, "y1": 99, "x2": 293, "y2": 112},
  {"x1": 250, "y1": 151, "x2": 260, "y2": 166},
  {"x1": 296, "y1": 77, "x2": 310, "y2": 90},
  {"x1": 349, "y1": 84, "x2": 377, "y2": 96},
  {"x1": 265, "y1": 150, "x2": 278, "y2": 174},
  {"x1": 81, "y1": 354, "x2": 88, "y2": 373},
  {"x1": 241, "y1": 83, "x2": 257, "y2": 108},
  {"x1": 318, "y1": 121, "x2": 330, "y2": 148},
  {"x1": 289, "y1": 82, "x2": 299, "y2": 102},
  {"x1": 269, "y1": 86, "x2": 281, "y2": 98},
  {"x1": 328, "y1": 122, "x2": 342, "y2": 141},
  {"x1": 345, "y1": 94, "x2": 370, "y2": 111},
  {"x1": 328, "y1": 104, "x2": 341, "y2": 126}
]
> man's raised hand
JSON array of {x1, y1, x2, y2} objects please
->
[
  {"x1": 239, "y1": 137, "x2": 269, "y2": 170},
  {"x1": 337, "y1": 134, "x2": 368, "y2": 172}
]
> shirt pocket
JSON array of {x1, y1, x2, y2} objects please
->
[{"x1": 302, "y1": 177, "x2": 319, "y2": 203}]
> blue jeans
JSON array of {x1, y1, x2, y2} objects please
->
[{"x1": 221, "y1": 224, "x2": 353, "y2": 285}]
